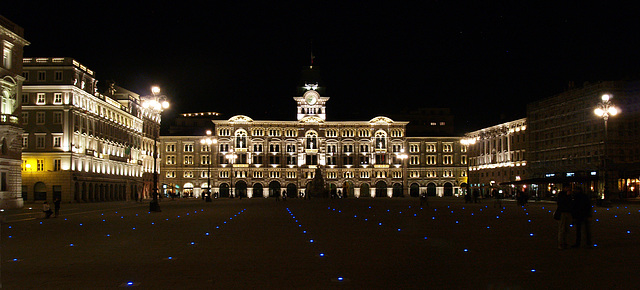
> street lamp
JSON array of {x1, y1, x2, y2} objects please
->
[
  {"x1": 225, "y1": 150, "x2": 237, "y2": 198},
  {"x1": 594, "y1": 93, "x2": 619, "y2": 201},
  {"x1": 141, "y1": 86, "x2": 169, "y2": 212},
  {"x1": 200, "y1": 130, "x2": 216, "y2": 200},
  {"x1": 397, "y1": 149, "x2": 408, "y2": 197}
]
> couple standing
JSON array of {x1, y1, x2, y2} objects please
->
[{"x1": 557, "y1": 185, "x2": 592, "y2": 250}]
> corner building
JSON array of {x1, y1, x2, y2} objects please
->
[
  {"x1": 0, "y1": 16, "x2": 29, "y2": 208},
  {"x1": 160, "y1": 69, "x2": 468, "y2": 198},
  {"x1": 20, "y1": 57, "x2": 159, "y2": 203}
]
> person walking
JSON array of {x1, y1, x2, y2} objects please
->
[
  {"x1": 43, "y1": 201, "x2": 53, "y2": 219},
  {"x1": 556, "y1": 184, "x2": 573, "y2": 250},
  {"x1": 53, "y1": 197, "x2": 61, "y2": 217},
  {"x1": 572, "y1": 186, "x2": 592, "y2": 248}
]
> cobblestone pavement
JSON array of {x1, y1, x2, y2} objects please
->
[{"x1": 2, "y1": 198, "x2": 640, "y2": 289}]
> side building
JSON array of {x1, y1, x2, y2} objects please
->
[
  {"x1": 20, "y1": 57, "x2": 159, "y2": 203},
  {"x1": 465, "y1": 118, "x2": 529, "y2": 197},
  {"x1": 527, "y1": 81, "x2": 640, "y2": 199},
  {"x1": 0, "y1": 16, "x2": 29, "y2": 208}
]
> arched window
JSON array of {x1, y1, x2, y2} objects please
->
[
  {"x1": 235, "y1": 130, "x2": 247, "y2": 149},
  {"x1": 305, "y1": 131, "x2": 318, "y2": 150},
  {"x1": 375, "y1": 131, "x2": 387, "y2": 150}
]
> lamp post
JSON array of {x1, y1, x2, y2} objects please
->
[
  {"x1": 200, "y1": 130, "x2": 216, "y2": 200},
  {"x1": 397, "y1": 149, "x2": 408, "y2": 197},
  {"x1": 594, "y1": 93, "x2": 619, "y2": 201},
  {"x1": 225, "y1": 150, "x2": 237, "y2": 198},
  {"x1": 142, "y1": 86, "x2": 169, "y2": 212}
]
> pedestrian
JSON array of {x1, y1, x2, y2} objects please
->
[
  {"x1": 43, "y1": 201, "x2": 53, "y2": 219},
  {"x1": 473, "y1": 189, "x2": 480, "y2": 203},
  {"x1": 493, "y1": 189, "x2": 502, "y2": 208},
  {"x1": 556, "y1": 184, "x2": 573, "y2": 250},
  {"x1": 420, "y1": 192, "x2": 427, "y2": 207},
  {"x1": 53, "y1": 197, "x2": 61, "y2": 217},
  {"x1": 282, "y1": 190, "x2": 287, "y2": 201},
  {"x1": 572, "y1": 186, "x2": 592, "y2": 248}
]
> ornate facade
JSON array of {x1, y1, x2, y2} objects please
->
[
  {"x1": 0, "y1": 16, "x2": 29, "y2": 208},
  {"x1": 159, "y1": 75, "x2": 468, "y2": 198},
  {"x1": 20, "y1": 57, "x2": 159, "y2": 203}
]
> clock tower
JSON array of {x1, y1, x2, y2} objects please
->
[{"x1": 295, "y1": 65, "x2": 329, "y2": 121}]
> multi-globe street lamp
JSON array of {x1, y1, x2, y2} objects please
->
[
  {"x1": 141, "y1": 86, "x2": 169, "y2": 212},
  {"x1": 200, "y1": 130, "x2": 216, "y2": 200},
  {"x1": 594, "y1": 93, "x2": 619, "y2": 201},
  {"x1": 225, "y1": 150, "x2": 238, "y2": 198}
]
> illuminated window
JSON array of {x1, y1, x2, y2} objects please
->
[
  {"x1": 53, "y1": 93, "x2": 62, "y2": 104},
  {"x1": 166, "y1": 171, "x2": 176, "y2": 178},
  {"x1": 184, "y1": 155, "x2": 194, "y2": 165},
  {"x1": 426, "y1": 144, "x2": 436, "y2": 152},
  {"x1": 53, "y1": 136, "x2": 61, "y2": 148},
  {"x1": 36, "y1": 93, "x2": 45, "y2": 105},
  {"x1": 443, "y1": 143, "x2": 453, "y2": 152},
  {"x1": 166, "y1": 155, "x2": 176, "y2": 165},
  {"x1": 37, "y1": 159, "x2": 44, "y2": 171},
  {"x1": 184, "y1": 144, "x2": 194, "y2": 152},
  {"x1": 326, "y1": 129, "x2": 338, "y2": 137}
]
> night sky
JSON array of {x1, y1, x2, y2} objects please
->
[{"x1": 5, "y1": 2, "x2": 640, "y2": 133}]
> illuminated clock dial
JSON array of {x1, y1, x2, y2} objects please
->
[{"x1": 304, "y1": 91, "x2": 319, "y2": 105}]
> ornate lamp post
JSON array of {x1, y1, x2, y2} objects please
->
[
  {"x1": 225, "y1": 150, "x2": 237, "y2": 198},
  {"x1": 200, "y1": 130, "x2": 216, "y2": 200},
  {"x1": 141, "y1": 86, "x2": 169, "y2": 212},
  {"x1": 397, "y1": 149, "x2": 408, "y2": 197},
  {"x1": 594, "y1": 93, "x2": 619, "y2": 201}
]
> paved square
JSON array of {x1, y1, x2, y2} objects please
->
[{"x1": 2, "y1": 198, "x2": 640, "y2": 289}]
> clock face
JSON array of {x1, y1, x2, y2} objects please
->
[{"x1": 304, "y1": 91, "x2": 319, "y2": 105}]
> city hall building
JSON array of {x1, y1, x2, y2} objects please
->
[{"x1": 159, "y1": 68, "x2": 468, "y2": 198}]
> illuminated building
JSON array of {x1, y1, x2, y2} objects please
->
[
  {"x1": 0, "y1": 16, "x2": 29, "y2": 208},
  {"x1": 465, "y1": 118, "x2": 528, "y2": 197},
  {"x1": 159, "y1": 67, "x2": 468, "y2": 198},
  {"x1": 20, "y1": 57, "x2": 159, "y2": 203}
]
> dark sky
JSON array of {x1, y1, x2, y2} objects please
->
[{"x1": 5, "y1": 2, "x2": 640, "y2": 133}]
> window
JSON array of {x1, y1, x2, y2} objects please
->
[
  {"x1": 184, "y1": 171, "x2": 194, "y2": 178},
  {"x1": 22, "y1": 93, "x2": 29, "y2": 104},
  {"x1": 426, "y1": 144, "x2": 436, "y2": 152},
  {"x1": 286, "y1": 144, "x2": 296, "y2": 153},
  {"x1": 375, "y1": 131, "x2": 386, "y2": 150},
  {"x1": 22, "y1": 136, "x2": 28, "y2": 148},
  {"x1": 443, "y1": 143, "x2": 453, "y2": 152},
  {"x1": 461, "y1": 155, "x2": 467, "y2": 165},
  {"x1": 53, "y1": 136, "x2": 61, "y2": 148},
  {"x1": 410, "y1": 156, "x2": 419, "y2": 165},
  {"x1": 54, "y1": 71, "x2": 63, "y2": 81},
  {"x1": 253, "y1": 143, "x2": 263, "y2": 152},
  {"x1": 443, "y1": 155, "x2": 453, "y2": 164},
  {"x1": 37, "y1": 71, "x2": 46, "y2": 81},
  {"x1": 166, "y1": 171, "x2": 176, "y2": 178},
  {"x1": 166, "y1": 144, "x2": 175, "y2": 152},
  {"x1": 53, "y1": 93, "x2": 62, "y2": 104},
  {"x1": 36, "y1": 135, "x2": 45, "y2": 148},
  {"x1": 22, "y1": 71, "x2": 29, "y2": 81},
  {"x1": 327, "y1": 144, "x2": 337, "y2": 153},
  {"x1": 21, "y1": 112, "x2": 28, "y2": 124},
  {"x1": 184, "y1": 144, "x2": 194, "y2": 152},
  {"x1": 201, "y1": 155, "x2": 210, "y2": 165},
  {"x1": 326, "y1": 129, "x2": 338, "y2": 137},
  {"x1": 360, "y1": 144, "x2": 369, "y2": 153},
  {"x1": 36, "y1": 93, "x2": 46, "y2": 105},
  {"x1": 37, "y1": 159, "x2": 44, "y2": 171},
  {"x1": 166, "y1": 155, "x2": 176, "y2": 165},
  {"x1": 53, "y1": 112, "x2": 62, "y2": 124},
  {"x1": 53, "y1": 159, "x2": 61, "y2": 171},
  {"x1": 184, "y1": 155, "x2": 194, "y2": 164},
  {"x1": 427, "y1": 155, "x2": 436, "y2": 165},
  {"x1": 409, "y1": 144, "x2": 419, "y2": 153}
]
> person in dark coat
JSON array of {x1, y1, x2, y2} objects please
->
[
  {"x1": 571, "y1": 186, "x2": 592, "y2": 248},
  {"x1": 53, "y1": 197, "x2": 61, "y2": 217},
  {"x1": 556, "y1": 184, "x2": 573, "y2": 250}
]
